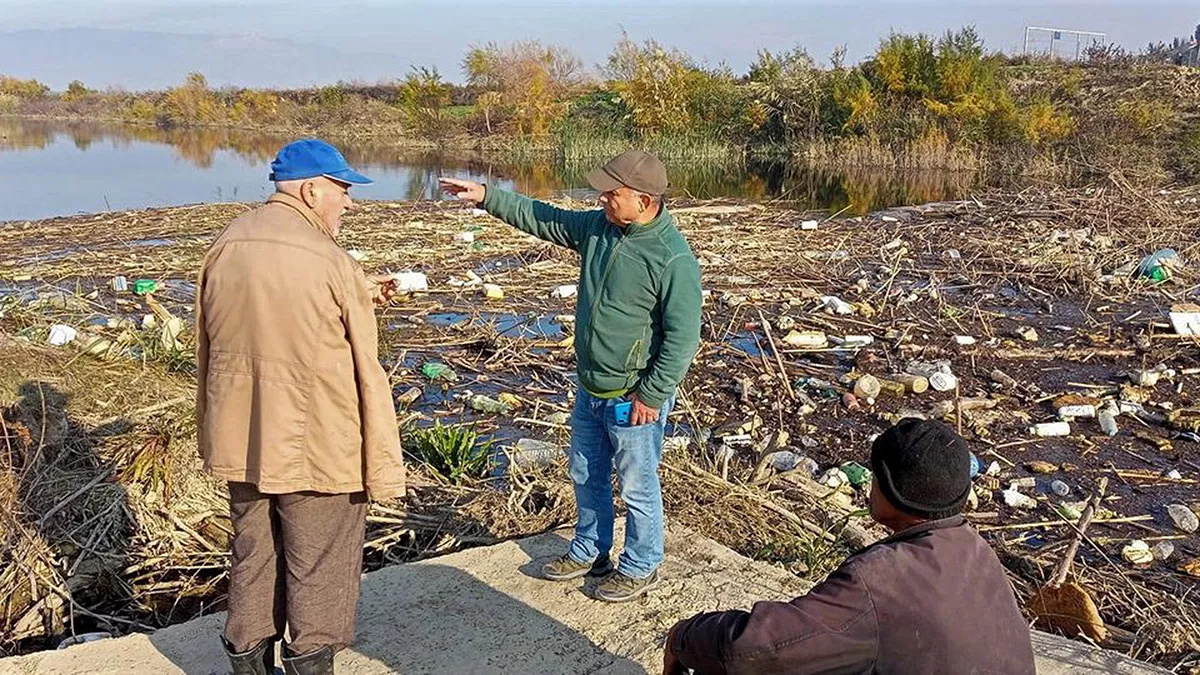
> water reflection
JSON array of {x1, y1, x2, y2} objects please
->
[{"x1": 0, "y1": 118, "x2": 984, "y2": 222}]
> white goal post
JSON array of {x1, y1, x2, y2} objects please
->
[{"x1": 1023, "y1": 26, "x2": 1107, "y2": 60}]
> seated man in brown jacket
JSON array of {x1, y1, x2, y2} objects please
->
[
  {"x1": 196, "y1": 139, "x2": 405, "y2": 675},
  {"x1": 664, "y1": 418, "x2": 1035, "y2": 674}
]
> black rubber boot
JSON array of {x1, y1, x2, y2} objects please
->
[
  {"x1": 281, "y1": 644, "x2": 335, "y2": 675},
  {"x1": 223, "y1": 636, "x2": 275, "y2": 675}
]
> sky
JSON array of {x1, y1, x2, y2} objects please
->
[{"x1": 0, "y1": 0, "x2": 1196, "y2": 88}]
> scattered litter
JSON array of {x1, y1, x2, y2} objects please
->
[
  {"x1": 819, "y1": 467, "x2": 850, "y2": 489},
  {"x1": 990, "y1": 369, "x2": 1018, "y2": 390},
  {"x1": 1122, "y1": 540, "x2": 1154, "y2": 565},
  {"x1": 1168, "y1": 303, "x2": 1200, "y2": 335},
  {"x1": 800, "y1": 219, "x2": 819, "y2": 230},
  {"x1": 510, "y1": 438, "x2": 558, "y2": 467},
  {"x1": 853, "y1": 374, "x2": 881, "y2": 402},
  {"x1": 820, "y1": 295, "x2": 855, "y2": 315},
  {"x1": 928, "y1": 372, "x2": 958, "y2": 392},
  {"x1": 1050, "y1": 480, "x2": 1071, "y2": 497},
  {"x1": 765, "y1": 451, "x2": 818, "y2": 475},
  {"x1": 47, "y1": 324, "x2": 77, "y2": 346},
  {"x1": 893, "y1": 374, "x2": 929, "y2": 394},
  {"x1": 1003, "y1": 490, "x2": 1038, "y2": 509},
  {"x1": 470, "y1": 208, "x2": 488, "y2": 217},
  {"x1": 1166, "y1": 469, "x2": 1184, "y2": 480},
  {"x1": 839, "y1": 462, "x2": 872, "y2": 488},
  {"x1": 1009, "y1": 477, "x2": 1037, "y2": 491},
  {"x1": 782, "y1": 330, "x2": 828, "y2": 348},
  {"x1": 1098, "y1": 408, "x2": 1119, "y2": 436},
  {"x1": 1167, "y1": 504, "x2": 1199, "y2": 533},
  {"x1": 551, "y1": 285, "x2": 577, "y2": 299},
  {"x1": 1030, "y1": 422, "x2": 1071, "y2": 437},
  {"x1": 953, "y1": 335, "x2": 977, "y2": 346},
  {"x1": 483, "y1": 284, "x2": 505, "y2": 300},
  {"x1": 837, "y1": 335, "x2": 874, "y2": 348},
  {"x1": 1026, "y1": 461, "x2": 1058, "y2": 474},
  {"x1": 1136, "y1": 248, "x2": 1179, "y2": 282},
  {"x1": 1152, "y1": 542, "x2": 1175, "y2": 562},
  {"x1": 1057, "y1": 404, "x2": 1096, "y2": 420},
  {"x1": 421, "y1": 362, "x2": 458, "y2": 382},
  {"x1": 396, "y1": 386, "x2": 422, "y2": 407},
  {"x1": 391, "y1": 272, "x2": 429, "y2": 292},
  {"x1": 454, "y1": 231, "x2": 475, "y2": 244},
  {"x1": 110, "y1": 276, "x2": 128, "y2": 292},
  {"x1": 133, "y1": 279, "x2": 157, "y2": 295},
  {"x1": 1014, "y1": 326, "x2": 1039, "y2": 342}
]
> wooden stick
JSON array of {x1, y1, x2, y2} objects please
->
[
  {"x1": 757, "y1": 309, "x2": 796, "y2": 400},
  {"x1": 1050, "y1": 477, "x2": 1107, "y2": 587}
]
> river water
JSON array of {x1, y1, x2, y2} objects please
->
[{"x1": 0, "y1": 117, "x2": 983, "y2": 222}]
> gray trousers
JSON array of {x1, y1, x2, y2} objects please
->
[{"x1": 224, "y1": 482, "x2": 367, "y2": 655}]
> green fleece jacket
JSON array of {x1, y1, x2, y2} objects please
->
[{"x1": 482, "y1": 187, "x2": 702, "y2": 408}]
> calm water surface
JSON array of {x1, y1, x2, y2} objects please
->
[{"x1": 0, "y1": 118, "x2": 985, "y2": 222}]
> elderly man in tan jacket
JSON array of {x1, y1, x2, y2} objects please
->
[{"x1": 196, "y1": 139, "x2": 404, "y2": 675}]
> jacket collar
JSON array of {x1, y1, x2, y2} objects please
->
[
  {"x1": 267, "y1": 192, "x2": 336, "y2": 240},
  {"x1": 877, "y1": 515, "x2": 965, "y2": 547},
  {"x1": 617, "y1": 202, "x2": 671, "y2": 237}
]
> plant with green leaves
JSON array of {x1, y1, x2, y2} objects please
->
[{"x1": 407, "y1": 420, "x2": 493, "y2": 485}]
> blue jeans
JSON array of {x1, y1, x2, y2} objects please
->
[{"x1": 566, "y1": 389, "x2": 674, "y2": 579}]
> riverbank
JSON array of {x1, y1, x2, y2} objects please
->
[
  {"x1": 6, "y1": 52, "x2": 1200, "y2": 177},
  {"x1": 1, "y1": 182, "x2": 1198, "y2": 667}
]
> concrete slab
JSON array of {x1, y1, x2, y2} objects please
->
[{"x1": 1, "y1": 522, "x2": 1168, "y2": 674}]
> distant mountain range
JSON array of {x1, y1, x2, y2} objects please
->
[{"x1": 0, "y1": 28, "x2": 415, "y2": 91}]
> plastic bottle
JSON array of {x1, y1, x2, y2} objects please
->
[
  {"x1": 1136, "y1": 248, "x2": 1180, "y2": 282},
  {"x1": 929, "y1": 372, "x2": 958, "y2": 392},
  {"x1": 1030, "y1": 421, "x2": 1071, "y2": 437},
  {"x1": 853, "y1": 374, "x2": 881, "y2": 401},
  {"x1": 1098, "y1": 408, "x2": 1119, "y2": 436}
]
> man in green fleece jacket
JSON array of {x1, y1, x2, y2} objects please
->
[{"x1": 440, "y1": 150, "x2": 702, "y2": 602}]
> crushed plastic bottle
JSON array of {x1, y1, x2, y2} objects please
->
[
  {"x1": 839, "y1": 462, "x2": 872, "y2": 488},
  {"x1": 1098, "y1": 407, "x2": 1119, "y2": 436},
  {"x1": 421, "y1": 362, "x2": 458, "y2": 382},
  {"x1": 470, "y1": 394, "x2": 511, "y2": 415}
]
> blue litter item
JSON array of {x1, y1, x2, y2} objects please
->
[{"x1": 969, "y1": 452, "x2": 983, "y2": 479}]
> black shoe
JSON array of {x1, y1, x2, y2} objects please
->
[
  {"x1": 223, "y1": 636, "x2": 275, "y2": 675},
  {"x1": 282, "y1": 644, "x2": 335, "y2": 675}
]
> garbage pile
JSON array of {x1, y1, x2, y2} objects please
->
[{"x1": 1, "y1": 179, "x2": 1198, "y2": 665}]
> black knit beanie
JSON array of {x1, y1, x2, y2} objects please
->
[{"x1": 870, "y1": 418, "x2": 972, "y2": 520}]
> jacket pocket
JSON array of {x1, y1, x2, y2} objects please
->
[
  {"x1": 623, "y1": 338, "x2": 643, "y2": 374},
  {"x1": 202, "y1": 352, "x2": 310, "y2": 481}
]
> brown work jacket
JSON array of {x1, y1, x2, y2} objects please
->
[
  {"x1": 195, "y1": 192, "x2": 404, "y2": 500},
  {"x1": 671, "y1": 516, "x2": 1035, "y2": 674}
]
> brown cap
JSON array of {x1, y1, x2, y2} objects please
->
[{"x1": 586, "y1": 149, "x2": 669, "y2": 195}]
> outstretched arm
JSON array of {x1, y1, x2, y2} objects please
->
[{"x1": 440, "y1": 177, "x2": 596, "y2": 250}]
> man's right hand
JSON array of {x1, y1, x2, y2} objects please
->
[{"x1": 439, "y1": 177, "x2": 486, "y2": 204}]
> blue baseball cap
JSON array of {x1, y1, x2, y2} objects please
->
[{"x1": 269, "y1": 139, "x2": 372, "y2": 185}]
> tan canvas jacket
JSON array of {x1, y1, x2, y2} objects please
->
[{"x1": 195, "y1": 192, "x2": 404, "y2": 500}]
